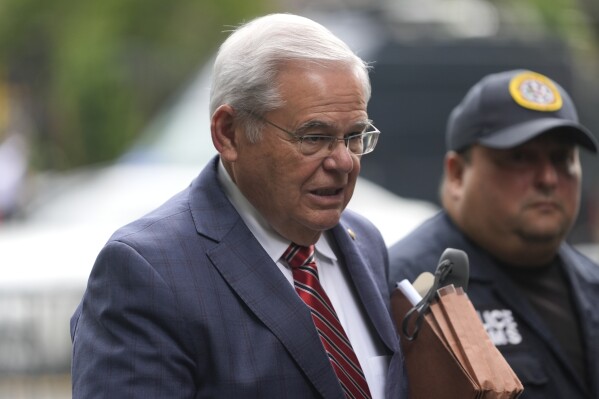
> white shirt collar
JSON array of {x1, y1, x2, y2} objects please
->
[{"x1": 217, "y1": 159, "x2": 337, "y2": 262}]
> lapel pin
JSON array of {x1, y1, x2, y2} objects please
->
[{"x1": 347, "y1": 228, "x2": 356, "y2": 240}]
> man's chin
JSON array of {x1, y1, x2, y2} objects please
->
[
  {"x1": 307, "y1": 211, "x2": 344, "y2": 231},
  {"x1": 518, "y1": 227, "x2": 567, "y2": 244}
]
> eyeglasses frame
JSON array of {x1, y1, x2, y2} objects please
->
[{"x1": 240, "y1": 110, "x2": 380, "y2": 157}]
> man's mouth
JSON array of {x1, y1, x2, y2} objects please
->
[{"x1": 312, "y1": 188, "x2": 342, "y2": 196}]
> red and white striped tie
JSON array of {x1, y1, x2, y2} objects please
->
[{"x1": 283, "y1": 243, "x2": 372, "y2": 399}]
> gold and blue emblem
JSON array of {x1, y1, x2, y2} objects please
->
[{"x1": 509, "y1": 71, "x2": 562, "y2": 112}]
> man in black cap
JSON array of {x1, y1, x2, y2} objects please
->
[{"x1": 388, "y1": 69, "x2": 599, "y2": 398}]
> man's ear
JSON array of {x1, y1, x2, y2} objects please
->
[
  {"x1": 444, "y1": 150, "x2": 467, "y2": 198},
  {"x1": 211, "y1": 104, "x2": 238, "y2": 162}
]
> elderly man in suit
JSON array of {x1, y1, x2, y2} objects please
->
[{"x1": 71, "y1": 13, "x2": 405, "y2": 399}]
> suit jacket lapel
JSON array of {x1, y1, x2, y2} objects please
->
[
  {"x1": 189, "y1": 157, "x2": 345, "y2": 398},
  {"x1": 331, "y1": 223, "x2": 398, "y2": 355}
]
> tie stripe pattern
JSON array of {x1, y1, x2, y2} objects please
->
[{"x1": 284, "y1": 243, "x2": 372, "y2": 399}]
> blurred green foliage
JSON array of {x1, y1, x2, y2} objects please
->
[
  {"x1": 0, "y1": 0, "x2": 597, "y2": 171},
  {"x1": 499, "y1": 0, "x2": 599, "y2": 56},
  {"x1": 0, "y1": 0, "x2": 277, "y2": 170}
]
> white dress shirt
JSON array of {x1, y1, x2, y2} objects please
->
[{"x1": 217, "y1": 160, "x2": 389, "y2": 398}]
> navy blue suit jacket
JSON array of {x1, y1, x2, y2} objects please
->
[
  {"x1": 71, "y1": 156, "x2": 406, "y2": 398},
  {"x1": 388, "y1": 211, "x2": 599, "y2": 399}
]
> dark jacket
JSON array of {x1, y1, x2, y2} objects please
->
[{"x1": 389, "y1": 211, "x2": 599, "y2": 399}]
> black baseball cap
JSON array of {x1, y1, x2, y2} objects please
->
[{"x1": 446, "y1": 69, "x2": 598, "y2": 153}]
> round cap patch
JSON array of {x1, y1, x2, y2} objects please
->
[{"x1": 509, "y1": 71, "x2": 563, "y2": 112}]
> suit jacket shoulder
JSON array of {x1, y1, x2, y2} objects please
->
[{"x1": 71, "y1": 156, "x2": 406, "y2": 399}]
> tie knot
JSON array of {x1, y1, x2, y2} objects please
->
[{"x1": 283, "y1": 243, "x2": 315, "y2": 269}]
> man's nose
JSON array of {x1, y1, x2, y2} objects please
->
[
  {"x1": 324, "y1": 139, "x2": 355, "y2": 173},
  {"x1": 535, "y1": 158, "x2": 559, "y2": 188}
]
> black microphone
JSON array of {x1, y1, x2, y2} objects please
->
[
  {"x1": 401, "y1": 248, "x2": 470, "y2": 340},
  {"x1": 436, "y1": 248, "x2": 469, "y2": 292}
]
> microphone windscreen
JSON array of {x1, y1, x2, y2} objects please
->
[{"x1": 437, "y1": 248, "x2": 469, "y2": 291}]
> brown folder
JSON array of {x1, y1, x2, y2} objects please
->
[{"x1": 392, "y1": 285, "x2": 524, "y2": 399}]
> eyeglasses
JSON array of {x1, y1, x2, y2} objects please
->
[{"x1": 245, "y1": 111, "x2": 380, "y2": 158}]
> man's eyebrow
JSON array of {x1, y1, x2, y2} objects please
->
[
  {"x1": 295, "y1": 119, "x2": 371, "y2": 134},
  {"x1": 353, "y1": 120, "x2": 372, "y2": 130},
  {"x1": 295, "y1": 120, "x2": 333, "y2": 134}
]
